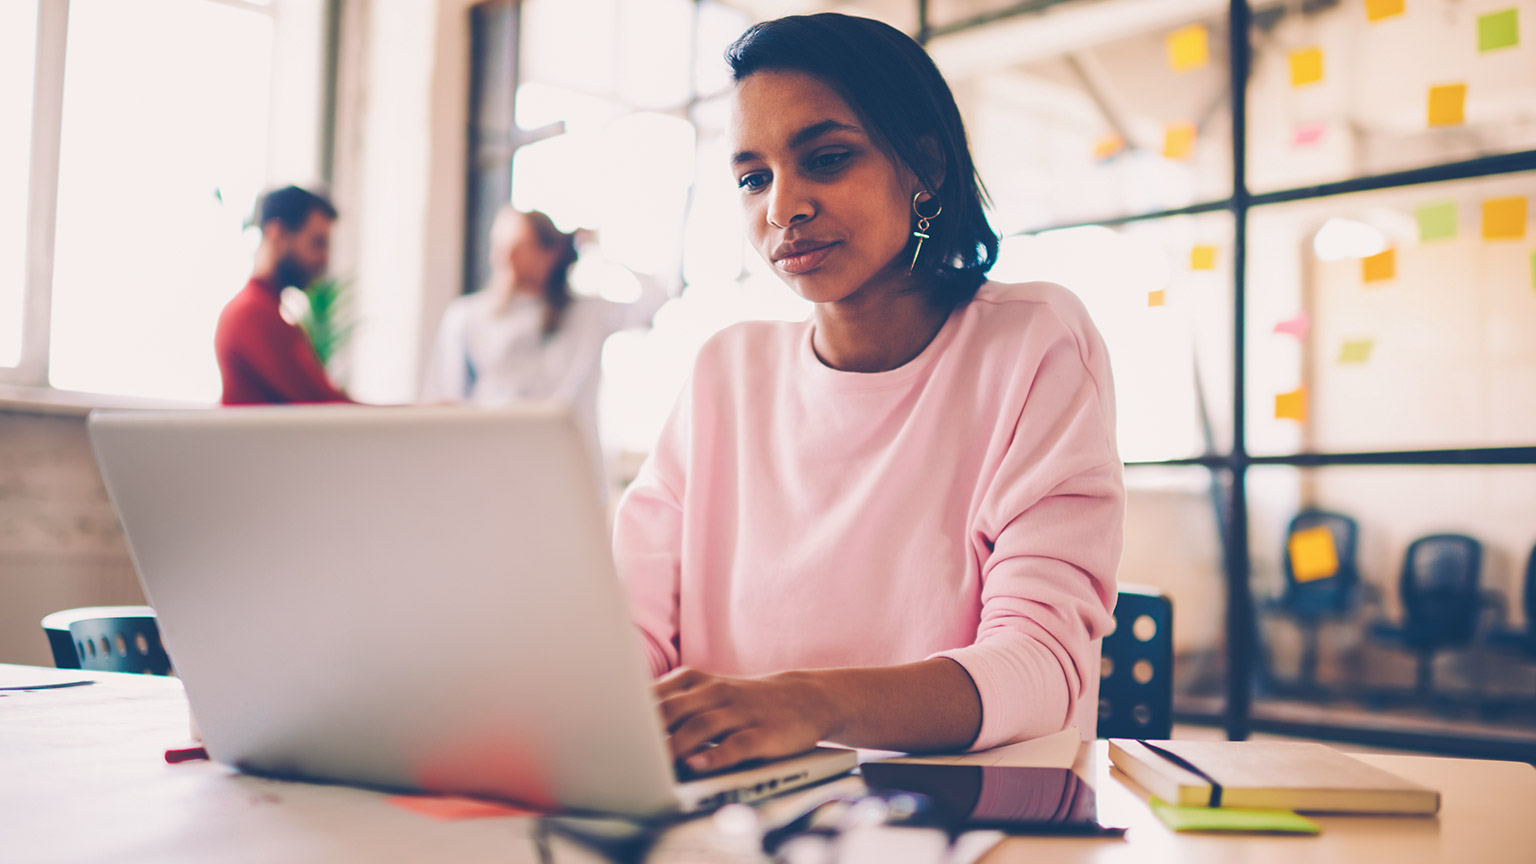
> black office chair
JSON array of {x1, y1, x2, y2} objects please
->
[
  {"x1": 1263, "y1": 509, "x2": 1364, "y2": 695},
  {"x1": 1099, "y1": 586, "x2": 1173, "y2": 740},
  {"x1": 1489, "y1": 544, "x2": 1536, "y2": 656},
  {"x1": 41, "y1": 606, "x2": 172, "y2": 676},
  {"x1": 1369, "y1": 534, "x2": 1491, "y2": 701}
]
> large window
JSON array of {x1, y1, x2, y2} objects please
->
[
  {"x1": 2, "y1": 0, "x2": 275, "y2": 403},
  {"x1": 0, "y1": 1, "x2": 40, "y2": 369}
]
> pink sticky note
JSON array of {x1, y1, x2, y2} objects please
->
[
  {"x1": 1273, "y1": 314, "x2": 1311, "y2": 339},
  {"x1": 1293, "y1": 123, "x2": 1325, "y2": 146},
  {"x1": 387, "y1": 794, "x2": 545, "y2": 821}
]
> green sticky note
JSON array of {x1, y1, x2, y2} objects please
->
[
  {"x1": 1416, "y1": 202, "x2": 1458, "y2": 242},
  {"x1": 1149, "y1": 797, "x2": 1320, "y2": 834},
  {"x1": 1479, "y1": 9, "x2": 1520, "y2": 52},
  {"x1": 1339, "y1": 339, "x2": 1374, "y2": 365}
]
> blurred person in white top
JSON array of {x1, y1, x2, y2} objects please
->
[{"x1": 423, "y1": 206, "x2": 655, "y2": 478}]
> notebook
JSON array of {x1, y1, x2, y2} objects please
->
[{"x1": 1108, "y1": 739, "x2": 1440, "y2": 815}]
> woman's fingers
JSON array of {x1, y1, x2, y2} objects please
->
[
  {"x1": 685, "y1": 727, "x2": 774, "y2": 773},
  {"x1": 667, "y1": 707, "x2": 752, "y2": 760},
  {"x1": 657, "y1": 677, "x2": 736, "y2": 731},
  {"x1": 654, "y1": 665, "x2": 707, "y2": 698}
]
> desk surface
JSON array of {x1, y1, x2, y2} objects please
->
[{"x1": 4, "y1": 663, "x2": 1534, "y2": 864}]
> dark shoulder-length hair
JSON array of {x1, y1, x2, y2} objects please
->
[{"x1": 725, "y1": 13, "x2": 998, "y2": 305}]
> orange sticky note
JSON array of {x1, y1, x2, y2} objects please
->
[
  {"x1": 1365, "y1": 0, "x2": 1405, "y2": 22},
  {"x1": 387, "y1": 795, "x2": 544, "y2": 821},
  {"x1": 1361, "y1": 248, "x2": 1396, "y2": 283},
  {"x1": 1093, "y1": 133, "x2": 1125, "y2": 160},
  {"x1": 1427, "y1": 83, "x2": 1466, "y2": 127},
  {"x1": 1482, "y1": 196, "x2": 1528, "y2": 240},
  {"x1": 1275, "y1": 388, "x2": 1307, "y2": 423},
  {"x1": 1289, "y1": 527, "x2": 1340, "y2": 583},
  {"x1": 1290, "y1": 48, "x2": 1324, "y2": 87},
  {"x1": 1163, "y1": 123, "x2": 1197, "y2": 159},
  {"x1": 1190, "y1": 245, "x2": 1217, "y2": 270},
  {"x1": 1167, "y1": 25, "x2": 1210, "y2": 72},
  {"x1": 1148, "y1": 290, "x2": 1167, "y2": 307}
]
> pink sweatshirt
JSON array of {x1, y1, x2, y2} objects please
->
[{"x1": 613, "y1": 281, "x2": 1124, "y2": 749}]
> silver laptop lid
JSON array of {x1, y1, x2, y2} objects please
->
[{"x1": 89, "y1": 405, "x2": 680, "y2": 816}]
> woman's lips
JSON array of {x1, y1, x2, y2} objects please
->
[{"x1": 774, "y1": 242, "x2": 838, "y2": 274}]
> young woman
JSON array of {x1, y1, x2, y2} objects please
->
[
  {"x1": 423, "y1": 207, "x2": 609, "y2": 449},
  {"x1": 614, "y1": 13, "x2": 1124, "y2": 775}
]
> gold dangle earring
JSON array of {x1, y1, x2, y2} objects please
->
[{"x1": 908, "y1": 191, "x2": 942, "y2": 276}]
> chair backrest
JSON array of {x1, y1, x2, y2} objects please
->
[
  {"x1": 1098, "y1": 586, "x2": 1173, "y2": 740},
  {"x1": 1281, "y1": 509, "x2": 1359, "y2": 616},
  {"x1": 43, "y1": 607, "x2": 172, "y2": 676},
  {"x1": 1525, "y1": 544, "x2": 1536, "y2": 636},
  {"x1": 1400, "y1": 533, "x2": 1483, "y2": 648}
]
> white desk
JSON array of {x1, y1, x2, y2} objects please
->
[{"x1": 4, "y1": 664, "x2": 1534, "y2": 864}]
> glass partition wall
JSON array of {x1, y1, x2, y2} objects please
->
[{"x1": 475, "y1": 0, "x2": 1536, "y2": 757}]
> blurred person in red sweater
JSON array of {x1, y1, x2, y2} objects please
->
[{"x1": 215, "y1": 185, "x2": 350, "y2": 405}]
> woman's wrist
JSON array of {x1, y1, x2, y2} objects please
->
[{"x1": 770, "y1": 669, "x2": 846, "y2": 742}]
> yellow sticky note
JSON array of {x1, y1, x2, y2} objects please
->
[
  {"x1": 1167, "y1": 25, "x2": 1210, "y2": 73},
  {"x1": 1148, "y1": 290, "x2": 1167, "y2": 307},
  {"x1": 1289, "y1": 527, "x2": 1340, "y2": 583},
  {"x1": 1483, "y1": 196, "x2": 1528, "y2": 240},
  {"x1": 1290, "y1": 48, "x2": 1324, "y2": 87},
  {"x1": 1362, "y1": 248, "x2": 1396, "y2": 283},
  {"x1": 1428, "y1": 83, "x2": 1467, "y2": 127},
  {"x1": 1338, "y1": 339, "x2": 1375, "y2": 365},
  {"x1": 1275, "y1": 388, "x2": 1307, "y2": 423},
  {"x1": 1190, "y1": 245, "x2": 1217, "y2": 270},
  {"x1": 1163, "y1": 123, "x2": 1197, "y2": 159},
  {"x1": 1366, "y1": 0, "x2": 1406, "y2": 22}
]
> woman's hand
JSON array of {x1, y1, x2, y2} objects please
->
[{"x1": 654, "y1": 667, "x2": 836, "y2": 774}]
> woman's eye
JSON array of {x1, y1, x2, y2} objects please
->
[
  {"x1": 738, "y1": 172, "x2": 769, "y2": 191},
  {"x1": 811, "y1": 152, "x2": 851, "y2": 171}
]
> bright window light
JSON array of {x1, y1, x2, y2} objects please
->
[
  {"x1": 47, "y1": 0, "x2": 273, "y2": 401},
  {"x1": 0, "y1": 0, "x2": 38, "y2": 368}
]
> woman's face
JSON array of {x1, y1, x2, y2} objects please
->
[
  {"x1": 491, "y1": 212, "x2": 557, "y2": 292},
  {"x1": 728, "y1": 69, "x2": 922, "y2": 306}
]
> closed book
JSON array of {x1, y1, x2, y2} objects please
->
[{"x1": 1108, "y1": 739, "x2": 1440, "y2": 815}]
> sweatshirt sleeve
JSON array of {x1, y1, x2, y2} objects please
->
[
  {"x1": 931, "y1": 304, "x2": 1124, "y2": 750},
  {"x1": 421, "y1": 301, "x2": 469, "y2": 403},
  {"x1": 611, "y1": 376, "x2": 692, "y2": 677}
]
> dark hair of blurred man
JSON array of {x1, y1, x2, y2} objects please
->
[{"x1": 214, "y1": 185, "x2": 351, "y2": 405}]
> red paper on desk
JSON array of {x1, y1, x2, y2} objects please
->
[{"x1": 387, "y1": 794, "x2": 545, "y2": 821}]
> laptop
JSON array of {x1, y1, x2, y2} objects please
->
[{"x1": 88, "y1": 405, "x2": 856, "y2": 817}]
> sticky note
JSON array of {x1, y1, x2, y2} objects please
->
[
  {"x1": 1366, "y1": 0, "x2": 1405, "y2": 22},
  {"x1": 1093, "y1": 133, "x2": 1125, "y2": 160},
  {"x1": 1478, "y1": 9, "x2": 1520, "y2": 52},
  {"x1": 1164, "y1": 123, "x2": 1197, "y2": 159},
  {"x1": 1415, "y1": 202, "x2": 1457, "y2": 242},
  {"x1": 1148, "y1": 290, "x2": 1167, "y2": 307},
  {"x1": 1150, "y1": 797, "x2": 1320, "y2": 834},
  {"x1": 1362, "y1": 248, "x2": 1396, "y2": 283},
  {"x1": 1190, "y1": 245, "x2": 1217, "y2": 270},
  {"x1": 1275, "y1": 388, "x2": 1307, "y2": 423},
  {"x1": 1338, "y1": 339, "x2": 1375, "y2": 365},
  {"x1": 1290, "y1": 48, "x2": 1324, "y2": 87},
  {"x1": 387, "y1": 794, "x2": 543, "y2": 821},
  {"x1": 1428, "y1": 83, "x2": 1467, "y2": 127},
  {"x1": 1289, "y1": 527, "x2": 1341, "y2": 582},
  {"x1": 1168, "y1": 25, "x2": 1210, "y2": 72},
  {"x1": 1273, "y1": 313, "x2": 1310, "y2": 339},
  {"x1": 1483, "y1": 196, "x2": 1527, "y2": 240},
  {"x1": 1293, "y1": 123, "x2": 1325, "y2": 146}
]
